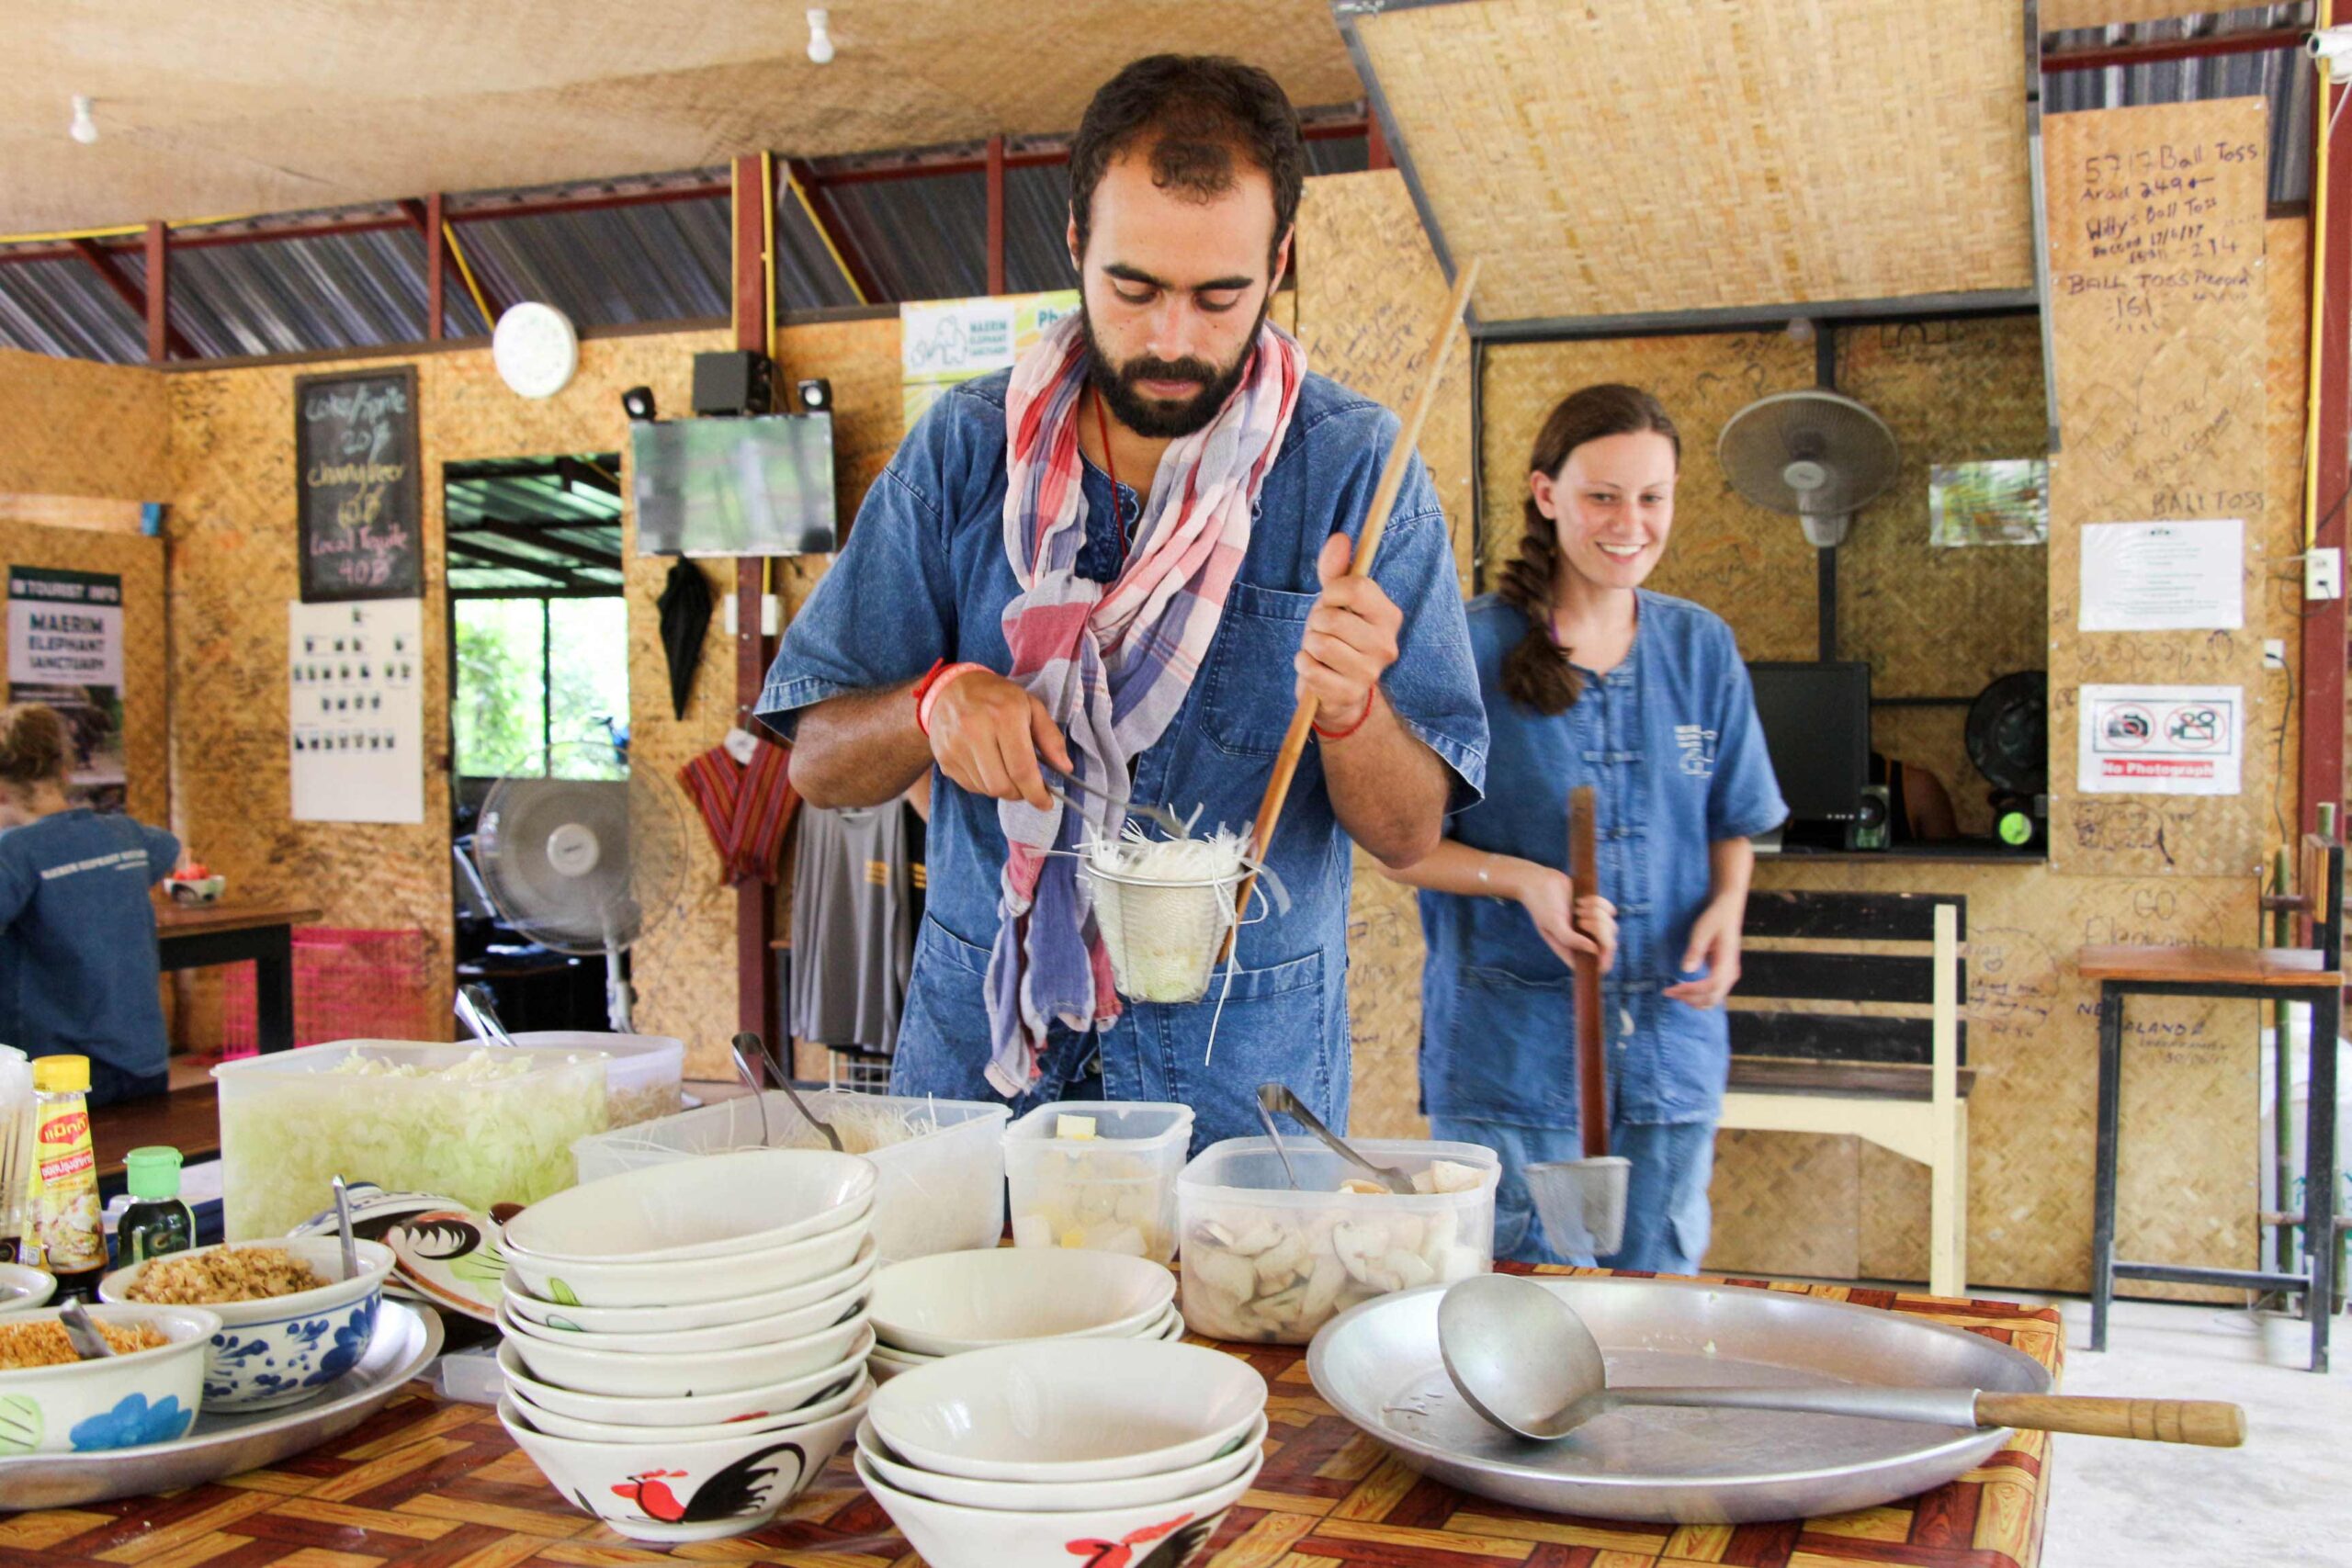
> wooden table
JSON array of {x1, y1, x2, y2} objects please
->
[
  {"x1": 0, "y1": 1271, "x2": 2064, "y2": 1568},
  {"x1": 155, "y1": 903, "x2": 322, "y2": 1055}
]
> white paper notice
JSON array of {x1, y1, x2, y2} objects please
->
[
  {"x1": 288, "y1": 598, "x2": 424, "y2": 824},
  {"x1": 2079, "y1": 519, "x2": 2244, "y2": 631},
  {"x1": 2077, "y1": 684, "x2": 2243, "y2": 795}
]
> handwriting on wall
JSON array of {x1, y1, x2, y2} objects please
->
[
  {"x1": 295, "y1": 367, "x2": 423, "y2": 604},
  {"x1": 2044, "y1": 100, "x2": 2272, "y2": 881}
]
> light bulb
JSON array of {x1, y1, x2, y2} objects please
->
[
  {"x1": 806, "y1": 8, "x2": 834, "y2": 64},
  {"x1": 69, "y1": 96, "x2": 97, "y2": 146}
]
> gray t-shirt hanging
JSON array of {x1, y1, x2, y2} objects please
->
[{"x1": 789, "y1": 804, "x2": 916, "y2": 1055}]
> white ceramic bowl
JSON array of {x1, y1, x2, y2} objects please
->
[
  {"x1": 867, "y1": 1302, "x2": 1185, "y2": 1372},
  {"x1": 500, "y1": 1148, "x2": 876, "y2": 1265},
  {"x1": 870, "y1": 1339, "x2": 1265, "y2": 1483},
  {"x1": 498, "y1": 1333, "x2": 873, "y2": 1427},
  {"x1": 498, "y1": 1276, "x2": 868, "y2": 1356},
  {"x1": 504, "y1": 1305, "x2": 871, "y2": 1398},
  {"x1": 514, "y1": 1369, "x2": 872, "y2": 1444},
  {"x1": 855, "y1": 1445, "x2": 1263, "y2": 1567},
  {"x1": 867, "y1": 1247, "x2": 1174, "y2": 1357},
  {"x1": 503, "y1": 1218, "x2": 870, "y2": 1309},
  {"x1": 502, "y1": 1236, "x2": 877, "y2": 1333},
  {"x1": 501, "y1": 1386, "x2": 866, "y2": 1544},
  {"x1": 101, "y1": 1238, "x2": 394, "y2": 1414},
  {"x1": 0, "y1": 1303, "x2": 218, "y2": 1452},
  {"x1": 0, "y1": 1264, "x2": 55, "y2": 1314},
  {"x1": 856, "y1": 1410, "x2": 1265, "y2": 1511}
]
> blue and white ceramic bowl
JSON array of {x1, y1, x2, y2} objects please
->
[{"x1": 100, "y1": 1237, "x2": 394, "y2": 1413}]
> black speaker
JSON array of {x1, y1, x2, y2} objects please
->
[{"x1": 692, "y1": 351, "x2": 775, "y2": 416}]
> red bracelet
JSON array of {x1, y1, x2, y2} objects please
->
[
  {"x1": 1313, "y1": 686, "x2": 1378, "y2": 742},
  {"x1": 911, "y1": 660, "x2": 985, "y2": 736}
]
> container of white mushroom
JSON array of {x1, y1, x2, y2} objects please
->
[{"x1": 1174, "y1": 1138, "x2": 1499, "y2": 1344}]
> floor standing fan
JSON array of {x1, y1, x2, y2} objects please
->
[{"x1": 473, "y1": 744, "x2": 687, "y2": 1031}]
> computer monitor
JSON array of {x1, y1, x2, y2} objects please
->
[
  {"x1": 632, "y1": 413, "x2": 837, "y2": 558},
  {"x1": 1747, "y1": 661, "x2": 1871, "y2": 832}
]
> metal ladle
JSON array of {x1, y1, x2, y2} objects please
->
[
  {"x1": 1254, "y1": 1083, "x2": 1413, "y2": 1195},
  {"x1": 1436, "y1": 1273, "x2": 2246, "y2": 1448}
]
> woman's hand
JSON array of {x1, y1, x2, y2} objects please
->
[
  {"x1": 1664, "y1": 892, "x2": 1745, "y2": 1009},
  {"x1": 1518, "y1": 867, "x2": 1616, "y2": 973}
]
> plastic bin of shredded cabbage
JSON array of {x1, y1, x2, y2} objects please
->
[
  {"x1": 215, "y1": 1042, "x2": 609, "y2": 1240},
  {"x1": 571, "y1": 1090, "x2": 1009, "y2": 1262}
]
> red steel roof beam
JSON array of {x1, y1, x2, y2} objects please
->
[
  {"x1": 68, "y1": 235, "x2": 196, "y2": 359},
  {"x1": 2041, "y1": 28, "x2": 2305, "y2": 72}
]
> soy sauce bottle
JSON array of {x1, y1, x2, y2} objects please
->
[{"x1": 119, "y1": 1146, "x2": 196, "y2": 1266}]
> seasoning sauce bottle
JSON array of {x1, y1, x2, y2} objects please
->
[
  {"x1": 29, "y1": 1056, "x2": 105, "y2": 1299},
  {"x1": 119, "y1": 1146, "x2": 195, "y2": 1265}
]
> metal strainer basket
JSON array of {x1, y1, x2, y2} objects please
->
[{"x1": 1082, "y1": 860, "x2": 1246, "y2": 1005}]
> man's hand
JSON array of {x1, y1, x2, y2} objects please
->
[
  {"x1": 1664, "y1": 893, "x2": 1746, "y2": 1009},
  {"x1": 927, "y1": 671, "x2": 1073, "y2": 811},
  {"x1": 1295, "y1": 532, "x2": 1403, "y2": 726}
]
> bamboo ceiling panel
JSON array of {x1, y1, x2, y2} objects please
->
[
  {"x1": 0, "y1": 2, "x2": 1363, "y2": 232},
  {"x1": 1349, "y1": 0, "x2": 2034, "y2": 328},
  {"x1": 2042, "y1": 100, "x2": 2276, "y2": 881}
]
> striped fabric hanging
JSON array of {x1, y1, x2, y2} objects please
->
[{"x1": 677, "y1": 738, "x2": 800, "y2": 886}]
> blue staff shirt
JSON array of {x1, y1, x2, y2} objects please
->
[
  {"x1": 1418, "y1": 592, "x2": 1785, "y2": 1129},
  {"x1": 758, "y1": 368, "x2": 1488, "y2": 1147},
  {"x1": 0, "y1": 809, "x2": 179, "y2": 1077}
]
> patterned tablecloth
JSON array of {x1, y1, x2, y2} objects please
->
[{"x1": 0, "y1": 1270, "x2": 2064, "y2": 1568}]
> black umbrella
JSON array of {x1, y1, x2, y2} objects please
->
[{"x1": 656, "y1": 559, "x2": 713, "y2": 720}]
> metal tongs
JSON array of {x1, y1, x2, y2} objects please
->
[
  {"x1": 1044, "y1": 769, "x2": 1193, "y2": 840},
  {"x1": 455, "y1": 984, "x2": 514, "y2": 1047}
]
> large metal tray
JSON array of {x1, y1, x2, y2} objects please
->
[
  {"x1": 0, "y1": 1300, "x2": 444, "y2": 1511},
  {"x1": 1306, "y1": 1275, "x2": 2050, "y2": 1525}
]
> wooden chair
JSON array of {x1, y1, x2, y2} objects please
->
[
  {"x1": 2077, "y1": 832, "x2": 2342, "y2": 1373},
  {"x1": 1718, "y1": 891, "x2": 1970, "y2": 1298}
]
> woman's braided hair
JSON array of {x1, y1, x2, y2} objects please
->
[{"x1": 1497, "y1": 384, "x2": 1682, "y2": 716}]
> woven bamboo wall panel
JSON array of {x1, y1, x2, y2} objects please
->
[
  {"x1": 0, "y1": 522, "x2": 165, "y2": 824},
  {"x1": 2044, "y1": 101, "x2": 2276, "y2": 881},
  {"x1": 1706, "y1": 1129, "x2": 1861, "y2": 1281},
  {"x1": 1295, "y1": 172, "x2": 1475, "y2": 592},
  {"x1": 1836, "y1": 317, "x2": 2051, "y2": 701},
  {"x1": 0, "y1": 348, "x2": 170, "y2": 502},
  {"x1": 1353, "y1": 0, "x2": 2033, "y2": 327},
  {"x1": 2041, "y1": 0, "x2": 2211, "y2": 28},
  {"x1": 1717, "y1": 857, "x2": 2260, "y2": 1296},
  {"x1": 168, "y1": 328, "x2": 727, "y2": 1056},
  {"x1": 1479, "y1": 332, "x2": 1819, "y2": 658}
]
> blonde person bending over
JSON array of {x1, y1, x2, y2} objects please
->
[{"x1": 0, "y1": 705, "x2": 180, "y2": 1106}]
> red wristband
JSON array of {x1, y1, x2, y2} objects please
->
[
  {"x1": 914, "y1": 660, "x2": 985, "y2": 736},
  {"x1": 1312, "y1": 686, "x2": 1378, "y2": 742}
]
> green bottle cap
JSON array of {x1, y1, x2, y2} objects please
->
[
  {"x1": 1998, "y1": 811, "x2": 2033, "y2": 847},
  {"x1": 124, "y1": 1147, "x2": 184, "y2": 1201}
]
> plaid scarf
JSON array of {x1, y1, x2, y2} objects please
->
[{"x1": 981, "y1": 313, "x2": 1305, "y2": 1096}]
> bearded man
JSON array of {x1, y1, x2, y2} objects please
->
[{"x1": 760, "y1": 54, "x2": 1486, "y2": 1147}]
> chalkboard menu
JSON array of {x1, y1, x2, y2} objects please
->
[{"x1": 295, "y1": 367, "x2": 423, "y2": 603}]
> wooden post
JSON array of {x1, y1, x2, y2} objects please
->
[
  {"x1": 425, "y1": 194, "x2": 447, "y2": 341},
  {"x1": 2306, "y1": 55, "x2": 2350, "y2": 837},
  {"x1": 141, "y1": 221, "x2": 170, "y2": 363},
  {"x1": 1367, "y1": 117, "x2": 1393, "y2": 172},
  {"x1": 986, "y1": 134, "x2": 1006, "y2": 295},
  {"x1": 730, "y1": 153, "x2": 779, "y2": 1051}
]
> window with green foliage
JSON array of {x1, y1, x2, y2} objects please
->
[{"x1": 454, "y1": 598, "x2": 628, "y2": 779}]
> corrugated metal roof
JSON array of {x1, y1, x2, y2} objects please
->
[
  {"x1": 445, "y1": 454, "x2": 625, "y2": 595},
  {"x1": 2043, "y1": 5, "x2": 2314, "y2": 206}
]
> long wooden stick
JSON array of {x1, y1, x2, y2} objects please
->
[
  {"x1": 1226, "y1": 258, "x2": 1481, "y2": 942},
  {"x1": 1569, "y1": 785, "x2": 1608, "y2": 1161}
]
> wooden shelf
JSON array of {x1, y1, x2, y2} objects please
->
[
  {"x1": 1758, "y1": 845, "x2": 2045, "y2": 866},
  {"x1": 2077, "y1": 944, "x2": 2343, "y2": 988}
]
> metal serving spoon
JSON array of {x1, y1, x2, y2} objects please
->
[
  {"x1": 57, "y1": 1300, "x2": 111, "y2": 1359},
  {"x1": 1436, "y1": 1273, "x2": 2245, "y2": 1448},
  {"x1": 1255, "y1": 1082, "x2": 1413, "y2": 1195}
]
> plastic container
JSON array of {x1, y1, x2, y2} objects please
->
[
  {"x1": 571, "y1": 1090, "x2": 1009, "y2": 1263},
  {"x1": 215, "y1": 1041, "x2": 609, "y2": 1240},
  {"x1": 1175, "y1": 1136, "x2": 1500, "y2": 1344},
  {"x1": 503, "y1": 1031, "x2": 685, "y2": 1128},
  {"x1": 1003, "y1": 1101, "x2": 1193, "y2": 1265}
]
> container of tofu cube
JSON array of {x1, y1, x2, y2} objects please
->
[
  {"x1": 1175, "y1": 1137, "x2": 1500, "y2": 1344},
  {"x1": 1003, "y1": 1102, "x2": 1194, "y2": 1265}
]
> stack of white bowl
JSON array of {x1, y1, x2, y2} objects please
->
[
  {"x1": 865, "y1": 1247, "x2": 1182, "y2": 1381},
  {"x1": 493, "y1": 1148, "x2": 880, "y2": 1545},
  {"x1": 856, "y1": 1338, "x2": 1268, "y2": 1568}
]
